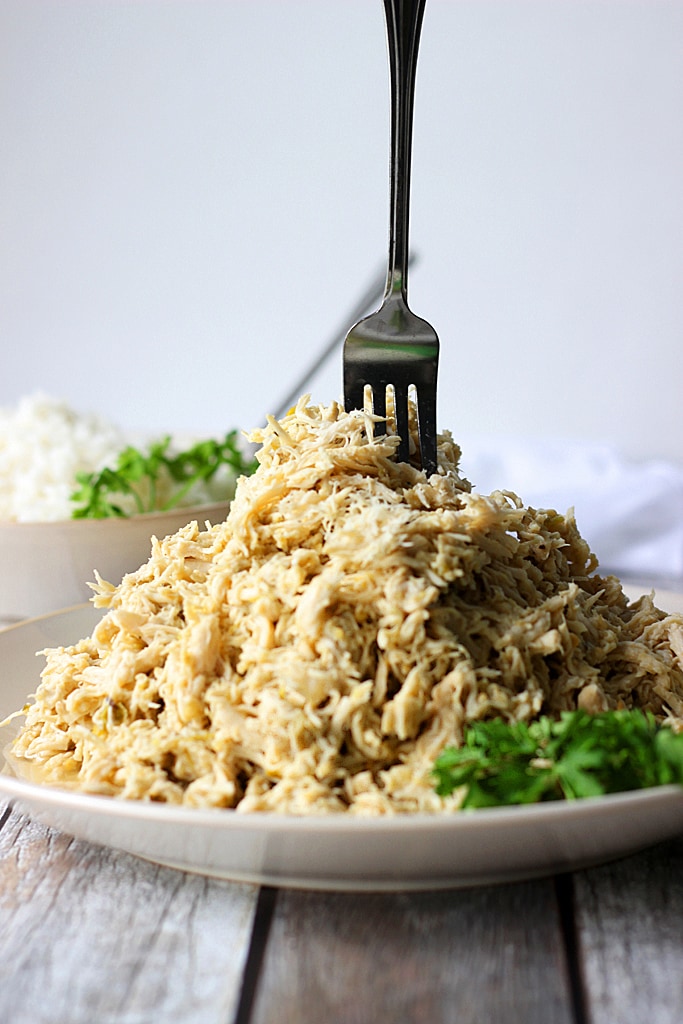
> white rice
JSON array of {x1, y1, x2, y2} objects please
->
[{"x1": 0, "y1": 394, "x2": 127, "y2": 522}]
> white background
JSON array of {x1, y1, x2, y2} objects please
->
[{"x1": 1, "y1": 0, "x2": 682, "y2": 468}]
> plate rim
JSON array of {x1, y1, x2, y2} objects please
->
[{"x1": 2, "y1": 755, "x2": 683, "y2": 833}]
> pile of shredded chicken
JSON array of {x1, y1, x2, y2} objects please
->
[{"x1": 8, "y1": 398, "x2": 683, "y2": 814}]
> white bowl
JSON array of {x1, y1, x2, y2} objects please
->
[{"x1": 0, "y1": 502, "x2": 231, "y2": 624}]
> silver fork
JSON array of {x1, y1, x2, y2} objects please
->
[{"x1": 343, "y1": 0, "x2": 439, "y2": 474}]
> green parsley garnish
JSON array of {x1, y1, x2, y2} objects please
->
[
  {"x1": 432, "y1": 709, "x2": 683, "y2": 808},
  {"x1": 70, "y1": 432, "x2": 257, "y2": 519}
]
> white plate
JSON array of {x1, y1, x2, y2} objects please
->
[{"x1": 1, "y1": 586, "x2": 683, "y2": 891}]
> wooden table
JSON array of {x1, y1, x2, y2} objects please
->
[
  {"x1": 2, "y1": 781, "x2": 683, "y2": 1022},
  {"x1": 2, "y1": 572, "x2": 683, "y2": 1024}
]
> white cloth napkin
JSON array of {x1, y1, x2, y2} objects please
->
[{"x1": 456, "y1": 436, "x2": 683, "y2": 580}]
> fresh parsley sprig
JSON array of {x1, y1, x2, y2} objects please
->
[
  {"x1": 71, "y1": 431, "x2": 257, "y2": 519},
  {"x1": 432, "y1": 710, "x2": 683, "y2": 808}
]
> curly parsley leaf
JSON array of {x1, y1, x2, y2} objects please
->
[
  {"x1": 71, "y1": 431, "x2": 257, "y2": 519},
  {"x1": 432, "y1": 710, "x2": 683, "y2": 808}
]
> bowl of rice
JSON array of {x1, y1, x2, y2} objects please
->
[{"x1": 0, "y1": 394, "x2": 246, "y2": 623}]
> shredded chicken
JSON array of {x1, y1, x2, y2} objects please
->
[{"x1": 8, "y1": 398, "x2": 683, "y2": 814}]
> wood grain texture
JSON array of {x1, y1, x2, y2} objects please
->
[
  {"x1": 573, "y1": 838, "x2": 683, "y2": 1024},
  {"x1": 0, "y1": 802, "x2": 258, "y2": 1024},
  {"x1": 250, "y1": 880, "x2": 576, "y2": 1024}
]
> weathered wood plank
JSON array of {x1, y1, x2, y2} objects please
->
[
  {"x1": 0, "y1": 803, "x2": 258, "y2": 1024},
  {"x1": 249, "y1": 880, "x2": 576, "y2": 1024},
  {"x1": 573, "y1": 838, "x2": 683, "y2": 1024}
]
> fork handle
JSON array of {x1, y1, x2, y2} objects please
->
[{"x1": 383, "y1": 0, "x2": 427, "y2": 304}]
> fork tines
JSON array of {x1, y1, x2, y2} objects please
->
[{"x1": 343, "y1": 310, "x2": 439, "y2": 475}]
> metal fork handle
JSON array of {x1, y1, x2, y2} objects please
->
[{"x1": 384, "y1": 0, "x2": 427, "y2": 305}]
